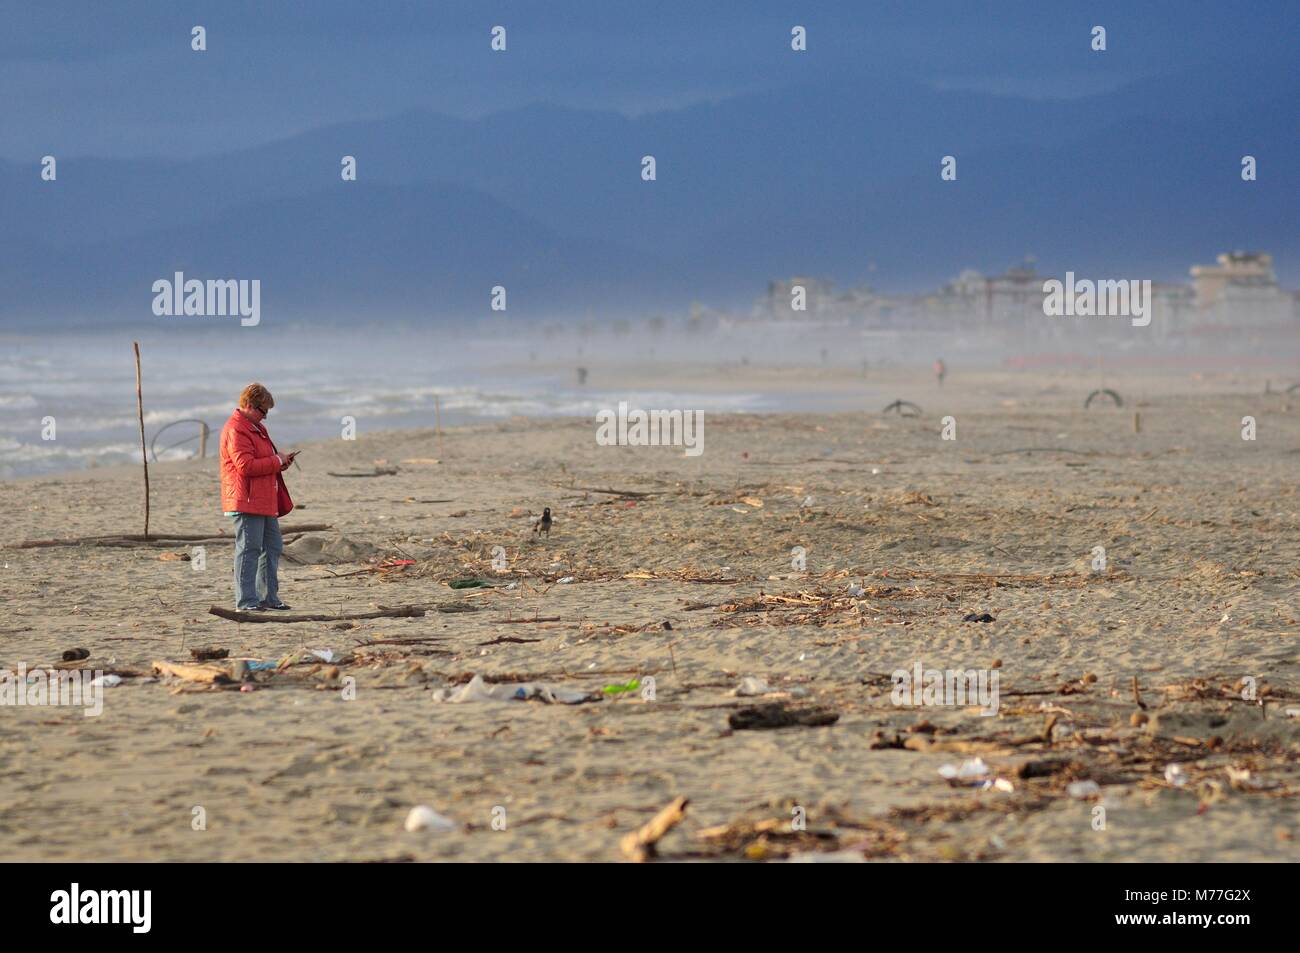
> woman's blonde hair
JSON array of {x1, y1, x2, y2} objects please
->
[{"x1": 238, "y1": 383, "x2": 275, "y2": 412}]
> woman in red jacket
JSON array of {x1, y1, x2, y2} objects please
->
[{"x1": 220, "y1": 383, "x2": 297, "y2": 610}]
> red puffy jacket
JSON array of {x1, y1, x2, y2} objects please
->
[{"x1": 219, "y1": 409, "x2": 294, "y2": 517}]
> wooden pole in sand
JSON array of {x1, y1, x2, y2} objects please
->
[{"x1": 133, "y1": 342, "x2": 150, "y2": 539}]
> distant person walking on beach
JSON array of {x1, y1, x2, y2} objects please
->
[
  {"x1": 219, "y1": 383, "x2": 297, "y2": 610},
  {"x1": 933, "y1": 358, "x2": 947, "y2": 388}
]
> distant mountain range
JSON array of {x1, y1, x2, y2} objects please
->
[{"x1": 2, "y1": 58, "x2": 1294, "y2": 327}]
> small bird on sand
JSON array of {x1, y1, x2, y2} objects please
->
[{"x1": 533, "y1": 507, "x2": 552, "y2": 537}]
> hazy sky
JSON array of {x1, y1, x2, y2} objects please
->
[{"x1": 2, "y1": 0, "x2": 1293, "y2": 159}]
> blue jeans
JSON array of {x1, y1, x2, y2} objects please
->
[{"x1": 232, "y1": 514, "x2": 283, "y2": 609}]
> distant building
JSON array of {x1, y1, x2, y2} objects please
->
[
  {"x1": 760, "y1": 277, "x2": 837, "y2": 320},
  {"x1": 984, "y1": 259, "x2": 1047, "y2": 328},
  {"x1": 741, "y1": 252, "x2": 1292, "y2": 337},
  {"x1": 1147, "y1": 282, "x2": 1194, "y2": 340},
  {"x1": 1190, "y1": 252, "x2": 1291, "y2": 326}
]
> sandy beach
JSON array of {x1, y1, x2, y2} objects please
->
[{"x1": 1, "y1": 367, "x2": 1296, "y2": 862}]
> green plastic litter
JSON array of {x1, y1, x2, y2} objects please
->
[{"x1": 602, "y1": 679, "x2": 641, "y2": 694}]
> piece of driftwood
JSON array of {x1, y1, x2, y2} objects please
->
[
  {"x1": 354, "y1": 636, "x2": 449, "y2": 647},
  {"x1": 208, "y1": 605, "x2": 426, "y2": 623},
  {"x1": 564, "y1": 485, "x2": 657, "y2": 499},
  {"x1": 620, "y1": 796, "x2": 689, "y2": 862},
  {"x1": 8, "y1": 525, "x2": 333, "y2": 549},
  {"x1": 327, "y1": 467, "x2": 399, "y2": 478},
  {"x1": 1132, "y1": 674, "x2": 1147, "y2": 710},
  {"x1": 152, "y1": 660, "x2": 234, "y2": 684}
]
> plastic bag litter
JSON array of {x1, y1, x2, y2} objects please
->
[
  {"x1": 404, "y1": 806, "x2": 457, "y2": 833},
  {"x1": 309, "y1": 649, "x2": 337, "y2": 663},
  {"x1": 556, "y1": 576, "x2": 575, "y2": 584},
  {"x1": 733, "y1": 676, "x2": 808, "y2": 698},
  {"x1": 735, "y1": 676, "x2": 773, "y2": 696},
  {"x1": 1163, "y1": 764, "x2": 1189, "y2": 787},
  {"x1": 938, "y1": 757, "x2": 989, "y2": 782},
  {"x1": 432, "y1": 673, "x2": 597, "y2": 705},
  {"x1": 846, "y1": 583, "x2": 865, "y2": 598},
  {"x1": 1067, "y1": 780, "x2": 1101, "y2": 799},
  {"x1": 89, "y1": 674, "x2": 122, "y2": 688}
]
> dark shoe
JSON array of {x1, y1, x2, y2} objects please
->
[
  {"x1": 237, "y1": 604, "x2": 266, "y2": 612},
  {"x1": 260, "y1": 602, "x2": 292, "y2": 610}
]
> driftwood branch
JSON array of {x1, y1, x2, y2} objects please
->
[
  {"x1": 208, "y1": 605, "x2": 426, "y2": 624},
  {"x1": 327, "y1": 468, "x2": 399, "y2": 478},
  {"x1": 8, "y1": 524, "x2": 333, "y2": 549},
  {"x1": 562, "y1": 485, "x2": 658, "y2": 499},
  {"x1": 620, "y1": 796, "x2": 689, "y2": 862},
  {"x1": 152, "y1": 660, "x2": 233, "y2": 684}
]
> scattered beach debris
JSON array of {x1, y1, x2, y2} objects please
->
[
  {"x1": 404, "y1": 806, "x2": 457, "y2": 833},
  {"x1": 728, "y1": 701, "x2": 839, "y2": 730},
  {"x1": 1066, "y1": 780, "x2": 1102, "y2": 799},
  {"x1": 1164, "y1": 764, "x2": 1189, "y2": 787},
  {"x1": 620, "y1": 796, "x2": 688, "y2": 862},
  {"x1": 432, "y1": 673, "x2": 598, "y2": 705},
  {"x1": 962, "y1": 612, "x2": 996, "y2": 623},
  {"x1": 448, "y1": 578, "x2": 504, "y2": 589},
  {"x1": 307, "y1": 557, "x2": 416, "y2": 579},
  {"x1": 61, "y1": 648, "x2": 90, "y2": 662},
  {"x1": 189, "y1": 647, "x2": 229, "y2": 661},
  {"x1": 89, "y1": 674, "x2": 123, "y2": 688}
]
